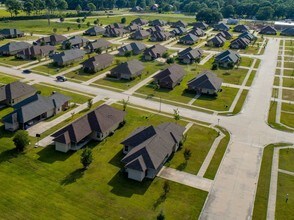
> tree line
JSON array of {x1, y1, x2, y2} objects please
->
[{"x1": 3, "y1": 0, "x2": 294, "y2": 21}]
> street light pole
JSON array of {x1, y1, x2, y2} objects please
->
[{"x1": 159, "y1": 97, "x2": 162, "y2": 113}]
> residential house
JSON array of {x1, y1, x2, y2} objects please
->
[
  {"x1": 84, "y1": 26, "x2": 105, "y2": 36},
  {"x1": 150, "y1": 31, "x2": 171, "y2": 41},
  {"x1": 214, "y1": 23, "x2": 230, "y2": 31},
  {"x1": 206, "y1": 35, "x2": 226, "y2": 47},
  {"x1": 281, "y1": 27, "x2": 294, "y2": 36},
  {"x1": 35, "y1": 34, "x2": 67, "y2": 46},
  {"x1": 153, "y1": 64, "x2": 185, "y2": 89},
  {"x1": 121, "y1": 122, "x2": 185, "y2": 181},
  {"x1": 52, "y1": 49, "x2": 85, "y2": 66},
  {"x1": 178, "y1": 47, "x2": 203, "y2": 64},
  {"x1": 227, "y1": 18, "x2": 239, "y2": 25},
  {"x1": 214, "y1": 50, "x2": 241, "y2": 68},
  {"x1": 187, "y1": 71, "x2": 222, "y2": 95},
  {"x1": 84, "y1": 39, "x2": 111, "y2": 53},
  {"x1": 118, "y1": 42, "x2": 146, "y2": 56},
  {"x1": 124, "y1": 23, "x2": 142, "y2": 32},
  {"x1": 170, "y1": 27, "x2": 187, "y2": 36},
  {"x1": 147, "y1": 25, "x2": 164, "y2": 33},
  {"x1": 130, "y1": 30, "x2": 150, "y2": 40},
  {"x1": 238, "y1": 31, "x2": 256, "y2": 41},
  {"x1": 106, "y1": 23, "x2": 125, "y2": 29},
  {"x1": 149, "y1": 19, "x2": 166, "y2": 27},
  {"x1": 109, "y1": 60, "x2": 144, "y2": 80},
  {"x1": 130, "y1": 6, "x2": 144, "y2": 12},
  {"x1": 103, "y1": 28, "x2": 125, "y2": 37},
  {"x1": 0, "y1": 82, "x2": 36, "y2": 107},
  {"x1": 193, "y1": 22, "x2": 209, "y2": 30},
  {"x1": 3, "y1": 93, "x2": 70, "y2": 131},
  {"x1": 62, "y1": 36, "x2": 89, "y2": 49},
  {"x1": 52, "y1": 104, "x2": 126, "y2": 152},
  {"x1": 131, "y1": 18, "x2": 148, "y2": 26},
  {"x1": 179, "y1": 33, "x2": 198, "y2": 45},
  {"x1": 233, "y1": 24, "x2": 249, "y2": 33},
  {"x1": 0, "y1": 28, "x2": 24, "y2": 38},
  {"x1": 170, "y1": 20, "x2": 187, "y2": 28},
  {"x1": 230, "y1": 37, "x2": 250, "y2": 49},
  {"x1": 16, "y1": 45, "x2": 55, "y2": 60},
  {"x1": 82, "y1": 54, "x2": 113, "y2": 73},
  {"x1": 150, "y1": 4, "x2": 159, "y2": 11},
  {"x1": 143, "y1": 44, "x2": 168, "y2": 60},
  {"x1": 189, "y1": 28, "x2": 206, "y2": 37},
  {"x1": 216, "y1": 31, "x2": 233, "y2": 40},
  {"x1": 0, "y1": 42, "x2": 31, "y2": 56},
  {"x1": 259, "y1": 26, "x2": 277, "y2": 35}
]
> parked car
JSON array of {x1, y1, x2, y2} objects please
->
[
  {"x1": 22, "y1": 69, "x2": 31, "y2": 74},
  {"x1": 56, "y1": 76, "x2": 67, "y2": 82}
]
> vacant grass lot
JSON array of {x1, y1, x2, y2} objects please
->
[
  {"x1": 252, "y1": 143, "x2": 292, "y2": 220},
  {"x1": 167, "y1": 125, "x2": 218, "y2": 175},
  {"x1": 0, "y1": 56, "x2": 32, "y2": 66},
  {"x1": 0, "y1": 104, "x2": 208, "y2": 219},
  {"x1": 283, "y1": 69, "x2": 294, "y2": 77},
  {"x1": 246, "y1": 70, "x2": 256, "y2": 87},
  {"x1": 239, "y1": 57, "x2": 254, "y2": 67},
  {"x1": 193, "y1": 87, "x2": 239, "y2": 111},
  {"x1": 283, "y1": 62, "x2": 294, "y2": 69},
  {"x1": 282, "y1": 89, "x2": 294, "y2": 101},
  {"x1": 282, "y1": 77, "x2": 294, "y2": 88},
  {"x1": 33, "y1": 84, "x2": 91, "y2": 104},
  {"x1": 0, "y1": 73, "x2": 22, "y2": 84},
  {"x1": 279, "y1": 149, "x2": 294, "y2": 171},
  {"x1": 0, "y1": 20, "x2": 88, "y2": 35},
  {"x1": 282, "y1": 103, "x2": 294, "y2": 112},
  {"x1": 281, "y1": 112, "x2": 294, "y2": 128}
]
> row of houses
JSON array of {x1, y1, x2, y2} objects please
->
[
  {"x1": 0, "y1": 28, "x2": 24, "y2": 39},
  {"x1": 1, "y1": 82, "x2": 70, "y2": 131}
]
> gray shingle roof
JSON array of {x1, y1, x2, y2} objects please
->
[
  {"x1": 179, "y1": 33, "x2": 198, "y2": 42},
  {"x1": 281, "y1": 27, "x2": 294, "y2": 36},
  {"x1": 0, "y1": 41, "x2": 31, "y2": 53},
  {"x1": 62, "y1": 36, "x2": 89, "y2": 47},
  {"x1": 143, "y1": 44, "x2": 167, "y2": 57},
  {"x1": 52, "y1": 49, "x2": 85, "y2": 63},
  {"x1": 118, "y1": 42, "x2": 146, "y2": 53},
  {"x1": 234, "y1": 24, "x2": 249, "y2": 32},
  {"x1": 110, "y1": 60, "x2": 144, "y2": 76},
  {"x1": 0, "y1": 28, "x2": 23, "y2": 37},
  {"x1": 188, "y1": 71, "x2": 222, "y2": 91},
  {"x1": 0, "y1": 81, "x2": 36, "y2": 103},
  {"x1": 259, "y1": 26, "x2": 277, "y2": 34},
  {"x1": 17, "y1": 45, "x2": 55, "y2": 57},
  {"x1": 215, "y1": 50, "x2": 240, "y2": 64},
  {"x1": 82, "y1": 53, "x2": 113, "y2": 69},
  {"x1": 36, "y1": 34, "x2": 67, "y2": 45},
  {"x1": 189, "y1": 28, "x2": 205, "y2": 36},
  {"x1": 121, "y1": 122, "x2": 185, "y2": 170},
  {"x1": 214, "y1": 23, "x2": 230, "y2": 31},
  {"x1": 84, "y1": 39, "x2": 111, "y2": 50},
  {"x1": 153, "y1": 64, "x2": 185, "y2": 84},
  {"x1": 130, "y1": 29, "x2": 150, "y2": 38},
  {"x1": 52, "y1": 104, "x2": 126, "y2": 144},
  {"x1": 84, "y1": 26, "x2": 105, "y2": 35},
  {"x1": 178, "y1": 47, "x2": 203, "y2": 60}
]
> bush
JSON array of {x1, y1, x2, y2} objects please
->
[
  {"x1": 162, "y1": 52, "x2": 169, "y2": 58},
  {"x1": 13, "y1": 130, "x2": 30, "y2": 152},
  {"x1": 80, "y1": 147, "x2": 93, "y2": 169},
  {"x1": 166, "y1": 57, "x2": 174, "y2": 64},
  {"x1": 211, "y1": 63, "x2": 218, "y2": 70}
]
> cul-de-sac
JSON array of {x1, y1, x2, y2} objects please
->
[{"x1": 0, "y1": 0, "x2": 293, "y2": 219}]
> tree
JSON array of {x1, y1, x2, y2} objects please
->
[
  {"x1": 95, "y1": 47, "x2": 102, "y2": 54},
  {"x1": 56, "y1": 0, "x2": 68, "y2": 12},
  {"x1": 137, "y1": 0, "x2": 146, "y2": 9},
  {"x1": 183, "y1": 148, "x2": 192, "y2": 162},
  {"x1": 173, "y1": 109, "x2": 180, "y2": 123},
  {"x1": 76, "y1": 4, "x2": 82, "y2": 13},
  {"x1": 87, "y1": 99, "x2": 93, "y2": 109},
  {"x1": 121, "y1": 17, "x2": 126, "y2": 24},
  {"x1": 196, "y1": 8, "x2": 222, "y2": 24},
  {"x1": 67, "y1": 26, "x2": 71, "y2": 31},
  {"x1": 53, "y1": 28, "x2": 57, "y2": 33},
  {"x1": 94, "y1": 18, "x2": 99, "y2": 25},
  {"x1": 87, "y1": 3, "x2": 96, "y2": 12},
  {"x1": 13, "y1": 130, "x2": 30, "y2": 152},
  {"x1": 80, "y1": 147, "x2": 93, "y2": 169},
  {"x1": 76, "y1": 18, "x2": 81, "y2": 23},
  {"x1": 124, "y1": 51, "x2": 132, "y2": 57},
  {"x1": 163, "y1": 181, "x2": 170, "y2": 197},
  {"x1": 129, "y1": 0, "x2": 136, "y2": 8},
  {"x1": 222, "y1": 5, "x2": 235, "y2": 18},
  {"x1": 166, "y1": 57, "x2": 174, "y2": 64},
  {"x1": 122, "y1": 97, "x2": 129, "y2": 111},
  {"x1": 86, "y1": 21, "x2": 91, "y2": 27},
  {"x1": 5, "y1": 0, "x2": 22, "y2": 17},
  {"x1": 23, "y1": 0, "x2": 34, "y2": 16},
  {"x1": 78, "y1": 23, "x2": 81, "y2": 29},
  {"x1": 256, "y1": 6, "x2": 274, "y2": 20},
  {"x1": 45, "y1": 0, "x2": 57, "y2": 25}
]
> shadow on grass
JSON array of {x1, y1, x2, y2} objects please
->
[
  {"x1": 176, "y1": 161, "x2": 187, "y2": 171},
  {"x1": 108, "y1": 171, "x2": 152, "y2": 197},
  {"x1": 153, "y1": 194, "x2": 167, "y2": 210},
  {"x1": 108, "y1": 149, "x2": 124, "y2": 168},
  {"x1": 37, "y1": 145, "x2": 74, "y2": 163},
  {"x1": 0, "y1": 148, "x2": 21, "y2": 163},
  {"x1": 60, "y1": 168, "x2": 85, "y2": 185}
]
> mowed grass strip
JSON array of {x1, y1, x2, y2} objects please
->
[
  {"x1": 33, "y1": 84, "x2": 91, "y2": 104},
  {"x1": 280, "y1": 112, "x2": 294, "y2": 128},
  {"x1": 0, "y1": 56, "x2": 32, "y2": 66},
  {"x1": 252, "y1": 143, "x2": 292, "y2": 220},
  {"x1": 0, "y1": 103, "x2": 207, "y2": 219},
  {"x1": 279, "y1": 148, "x2": 294, "y2": 172},
  {"x1": 167, "y1": 124, "x2": 218, "y2": 175},
  {"x1": 0, "y1": 73, "x2": 22, "y2": 84},
  {"x1": 204, "y1": 126, "x2": 230, "y2": 180},
  {"x1": 282, "y1": 89, "x2": 294, "y2": 101}
]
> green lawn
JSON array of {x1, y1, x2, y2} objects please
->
[
  {"x1": 283, "y1": 62, "x2": 294, "y2": 69},
  {"x1": 282, "y1": 103, "x2": 294, "y2": 112},
  {"x1": 33, "y1": 84, "x2": 92, "y2": 104},
  {"x1": 167, "y1": 125, "x2": 218, "y2": 175},
  {"x1": 193, "y1": 87, "x2": 239, "y2": 111},
  {"x1": 0, "y1": 20, "x2": 88, "y2": 35},
  {"x1": 252, "y1": 143, "x2": 292, "y2": 220},
  {"x1": 279, "y1": 149, "x2": 294, "y2": 172},
  {"x1": 282, "y1": 89, "x2": 294, "y2": 101},
  {"x1": 274, "y1": 76, "x2": 280, "y2": 86},
  {"x1": 232, "y1": 89, "x2": 248, "y2": 114},
  {"x1": 204, "y1": 126, "x2": 230, "y2": 180},
  {"x1": 281, "y1": 112, "x2": 294, "y2": 128},
  {"x1": 276, "y1": 173, "x2": 294, "y2": 219},
  {"x1": 0, "y1": 73, "x2": 22, "y2": 84},
  {"x1": 282, "y1": 77, "x2": 294, "y2": 88},
  {"x1": 246, "y1": 70, "x2": 256, "y2": 87},
  {"x1": 0, "y1": 103, "x2": 208, "y2": 219},
  {"x1": 283, "y1": 69, "x2": 294, "y2": 77},
  {"x1": 254, "y1": 59, "x2": 261, "y2": 68},
  {"x1": 95, "y1": 61, "x2": 167, "y2": 91},
  {"x1": 239, "y1": 57, "x2": 254, "y2": 67},
  {"x1": 0, "y1": 56, "x2": 32, "y2": 66}
]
